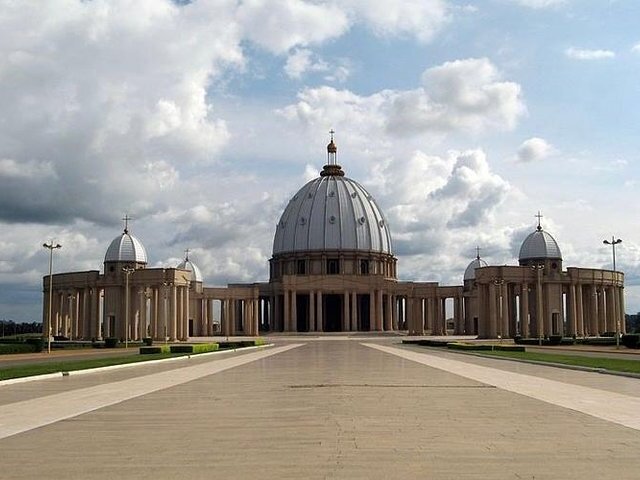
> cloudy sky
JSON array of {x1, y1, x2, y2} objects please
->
[{"x1": 1, "y1": 0, "x2": 639, "y2": 322}]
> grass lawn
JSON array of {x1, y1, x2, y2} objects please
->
[
  {"x1": 478, "y1": 350, "x2": 640, "y2": 374},
  {"x1": 0, "y1": 352, "x2": 190, "y2": 381}
]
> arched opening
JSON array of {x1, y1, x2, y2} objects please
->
[{"x1": 358, "y1": 294, "x2": 370, "y2": 331}]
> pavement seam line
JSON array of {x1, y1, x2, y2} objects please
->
[
  {"x1": 362, "y1": 343, "x2": 640, "y2": 432},
  {"x1": 0, "y1": 343, "x2": 303, "y2": 440}
]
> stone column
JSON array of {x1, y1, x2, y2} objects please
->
[
  {"x1": 520, "y1": 284, "x2": 529, "y2": 337},
  {"x1": 309, "y1": 291, "x2": 316, "y2": 333},
  {"x1": 487, "y1": 284, "x2": 497, "y2": 338},
  {"x1": 253, "y1": 298, "x2": 259, "y2": 336},
  {"x1": 576, "y1": 284, "x2": 584, "y2": 337},
  {"x1": 453, "y1": 296, "x2": 461, "y2": 335},
  {"x1": 138, "y1": 289, "x2": 147, "y2": 340},
  {"x1": 567, "y1": 284, "x2": 577, "y2": 336},
  {"x1": 607, "y1": 287, "x2": 616, "y2": 337},
  {"x1": 535, "y1": 276, "x2": 544, "y2": 339},
  {"x1": 406, "y1": 296, "x2": 415, "y2": 335},
  {"x1": 391, "y1": 295, "x2": 398, "y2": 330},
  {"x1": 274, "y1": 295, "x2": 281, "y2": 332},
  {"x1": 384, "y1": 294, "x2": 392, "y2": 331},
  {"x1": 589, "y1": 285, "x2": 598, "y2": 337},
  {"x1": 500, "y1": 284, "x2": 509, "y2": 338},
  {"x1": 376, "y1": 290, "x2": 384, "y2": 331},
  {"x1": 169, "y1": 286, "x2": 177, "y2": 340},
  {"x1": 415, "y1": 298, "x2": 425, "y2": 335},
  {"x1": 597, "y1": 288, "x2": 606, "y2": 335},
  {"x1": 317, "y1": 291, "x2": 323, "y2": 332},
  {"x1": 351, "y1": 292, "x2": 358, "y2": 331},
  {"x1": 202, "y1": 299, "x2": 209, "y2": 336},
  {"x1": 343, "y1": 291, "x2": 350, "y2": 331},
  {"x1": 619, "y1": 287, "x2": 626, "y2": 334},
  {"x1": 283, "y1": 290, "x2": 290, "y2": 332},
  {"x1": 369, "y1": 291, "x2": 376, "y2": 332},
  {"x1": 291, "y1": 290, "x2": 297, "y2": 333}
]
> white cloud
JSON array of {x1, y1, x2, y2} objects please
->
[
  {"x1": 0, "y1": 0, "x2": 244, "y2": 224},
  {"x1": 284, "y1": 48, "x2": 329, "y2": 79},
  {"x1": 280, "y1": 58, "x2": 525, "y2": 139},
  {"x1": 517, "y1": 137, "x2": 555, "y2": 163},
  {"x1": 509, "y1": 0, "x2": 566, "y2": 8},
  {"x1": 343, "y1": 0, "x2": 450, "y2": 43},
  {"x1": 565, "y1": 47, "x2": 616, "y2": 60},
  {"x1": 632, "y1": 43, "x2": 640, "y2": 54},
  {"x1": 236, "y1": 0, "x2": 349, "y2": 54}
]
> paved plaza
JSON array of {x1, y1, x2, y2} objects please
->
[{"x1": 1, "y1": 338, "x2": 639, "y2": 479}]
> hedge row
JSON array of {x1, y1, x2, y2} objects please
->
[
  {"x1": 139, "y1": 345, "x2": 171, "y2": 354},
  {"x1": 446, "y1": 342, "x2": 525, "y2": 352},
  {"x1": 139, "y1": 343, "x2": 220, "y2": 355}
]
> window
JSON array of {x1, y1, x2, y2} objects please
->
[
  {"x1": 327, "y1": 258, "x2": 339, "y2": 275},
  {"x1": 296, "y1": 260, "x2": 306, "y2": 275},
  {"x1": 360, "y1": 260, "x2": 370, "y2": 275}
]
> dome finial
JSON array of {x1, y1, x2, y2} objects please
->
[
  {"x1": 535, "y1": 211, "x2": 543, "y2": 231},
  {"x1": 475, "y1": 245, "x2": 481, "y2": 260},
  {"x1": 321, "y1": 129, "x2": 344, "y2": 176},
  {"x1": 122, "y1": 213, "x2": 131, "y2": 234},
  {"x1": 184, "y1": 248, "x2": 190, "y2": 261},
  {"x1": 327, "y1": 129, "x2": 337, "y2": 159}
]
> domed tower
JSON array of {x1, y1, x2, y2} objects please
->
[
  {"x1": 518, "y1": 212, "x2": 562, "y2": 273},
  {"x1": 177, "y1": 249, "x2": 203, "y2": 294},
  {"x1": 270, "y1": 132, "x2": 396, "y2": 280},
  {"x1": 103, "y1": 216, "x2": 148, "y2": 276},
  {"x1": 463, "y1": 247, "x2": 488, "y2": 286}
]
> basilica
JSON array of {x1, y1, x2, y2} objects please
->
[{"x1": 43, "y1": 137, "x2": 626, "y2": 341}]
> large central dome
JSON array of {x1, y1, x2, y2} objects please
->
[{"x1": 272, "y1": 138, "x2": 392, "y2": 256}]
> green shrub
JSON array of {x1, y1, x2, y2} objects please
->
[
  {"x1": 254, "y1": 338, "x2": 267, "y2": 346},
  {"x1": 0, "y1": 343, "x2": 36, "y2": 354},
  {"x1": 549, "y1": 335, "x2": 563, "y2": 345},
  {"x1": 192, "y1": 343, "x2": 219, "y2": 354},
  {"x1": 621, "y1": 334, "x2": 640, "y2": 349},
  {"x1": 104, "y1": 337, "x2": 118, "y2": 348},
  {"x1": 142, "y1": 337, "x2": 153, "y2": 346},
  {"x1": 583, "y1": 337, "x2": 617, "y2": 346},
  {"x1": 25, "y1": 337, "x2": 45, "y2": 352},
  {"x1": 140, "y1": 346, "x2": 162, "y2": 354},
  {"x1": 169, "y1": 344, "x2": 194, "y2": 353}
]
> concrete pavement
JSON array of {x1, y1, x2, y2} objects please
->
[{"x1": 0, "y1": 337, "x2": 639, "y2": 479}]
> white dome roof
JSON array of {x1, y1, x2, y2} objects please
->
[
  {"x1": 519, "y1": 227, "x2": 562, "y2": 262},
  {"x1": 177, "y1": 258, "x2": 202, "y2": 283},
  {"x1": 104, "y1": 231, "x2": 148, "y2": 264},
  {"x1": 464, "y1": 257, "x2": 488, "y2": 281},
  {"x1": 272, "y1": 165, "x2": 393, "y2": 256}
]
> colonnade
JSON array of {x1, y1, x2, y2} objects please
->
[
  {"x1": 476, "y1": 280, "x2": 626, "y2": 338},
  {"x1": 273, "y1": 289, "x2": 397, "y2": 332},
  {"x1": 404, "y1": 295, "x2": 464, "y2": 336}
]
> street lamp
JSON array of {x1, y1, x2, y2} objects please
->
[
  {"x1": 603, "y1": 237, "x2": 622, "y2": 272},
  {"x1": 43, "y1": 241, "x2": 62, "y2": 354},
  {"x1": 122, "y1": 266, "x2": 135, "y2": 349},
  {"x1": 603, "y1": 236, "x2": 622, "y2": 348},
  {"x1": 162, "y1": 280, "x2": 170, "y2": 345}
]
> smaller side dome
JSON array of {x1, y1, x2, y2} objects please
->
[
  {"x1": 464, "y1": 257, "x2": 488, "y2": 281},
  {"x1": 177, "y1": 256, "x2": 202, "y2": 283},
  {"x1": 104, "y1": 231, "x2": 148, "y2": 264}
]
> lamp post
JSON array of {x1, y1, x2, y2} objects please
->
[
  {"x1": 603, "y1": 237, "x2": 622, "y2": 272},
  {"x1": 163, "y1": 280, "x2": 170, "y2": 345},
  {"x1": 603, "y1": 237, "x2": 622, "y2": 348},
  {"x1": 43, "y1": 241, "x2": 62, "y2": 354},
  {"x1": 122, "y1": 266, "x2": 135, "y2": 349}
]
